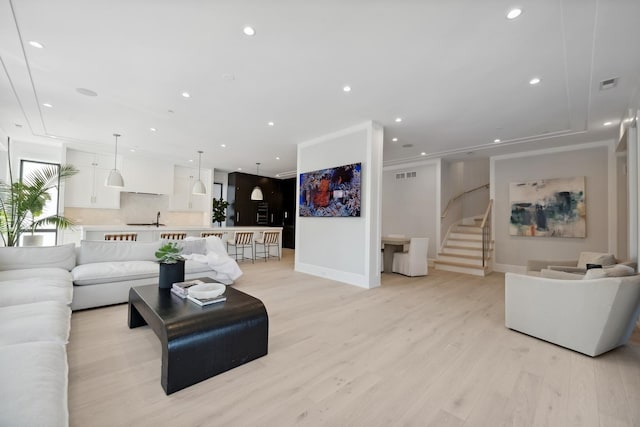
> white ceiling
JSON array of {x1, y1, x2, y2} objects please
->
[{"x1": 1, "y1": 0, "x2": 639, "y2": 177}]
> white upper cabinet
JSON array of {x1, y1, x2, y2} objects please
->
[
  {"x1": 64, "y1": 149, "x2": 121, "y2": 209},
  {"x1": 169, "y1": 165, "x2": 211, "y2": 212},
  {"x1": 121, "y1": 155, "x2": 174, "y2": 195}
]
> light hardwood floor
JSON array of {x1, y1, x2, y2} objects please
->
[{"x1": 68, "y1": 250, "x2": 640, "y2": 427}]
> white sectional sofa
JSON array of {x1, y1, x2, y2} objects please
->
[
  {"x1": 505, "y1": 272, "x2": 640, "y2": 356},
  {"x1": 0, "y1": 243, "x2": 76, "y2": 427},
  {"x1": 70, "y1": 238, "x2": 241, "y2": 310}
]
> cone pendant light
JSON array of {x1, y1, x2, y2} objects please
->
[
  {"x1": 105, "y1": 133, "x2": 124, "y2": 187},
  {"x1": 250, "y1": 162, "x2": 263, "y2": 201},
  {"x1": 192, "y1": 150, "x2": 206, "y2": 195}
]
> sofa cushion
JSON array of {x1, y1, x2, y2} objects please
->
[
  {"x1": 0, "y1": 342, "x2": 68, "y2": 427},
  {"x1": 583, "y1": 268, "x2": 608, "y2": 280},
  {"x1": 72, "y1": 261, "x2": 158, "y2": 285},
  {"x1": 0, "y1": 278, "x2": 73, "y2": 307},
  {"x1": 577, "y1": 252, "x2": 616, "y2": 269},
  {"x1": 0, "y1": 244, "x2": 76, "y2": 272},
  {"x1": 0, "y1": 268, "x2": 72, "y2": 282},
  {"x1": 540, "y1": 269, "x2": 583, "y2": 280},
  {"x1": 0, "y1": 301, "x2": 71, "y2": 345},
  {"x1": 603, "y1": 264, "x2": 636, "y2": 277},
  {"x1": 77, "y1": 240, "x2": 162, "y2": 265},
  {"x1": 165, "y1": 237, "x2": 207, "y2": 255},
  {"x1": 185, "y1": 259, "x2": 213, "y2": 274}
]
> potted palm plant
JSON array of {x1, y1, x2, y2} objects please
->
[
  {"x1": 155, "y1": 242, "x2": 185, "y2": 289},
  {"x1": 0, "y1": 138, "x2": 78, "y2": 246}
]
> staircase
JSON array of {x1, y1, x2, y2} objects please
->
[{"x1": 435, "y1": 217, "x2": 493, "y2": 276}]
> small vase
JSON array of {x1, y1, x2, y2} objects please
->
[{"x1": 158, "y1": 260, "x2": 185, "y2": 289}]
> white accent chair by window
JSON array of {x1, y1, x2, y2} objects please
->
[
  {"x1": 392, "y1": 237, "x2": 428, "y2": 277},
  {"x1": 505, "y1": 271, "x2": 640, "y2": 356}
]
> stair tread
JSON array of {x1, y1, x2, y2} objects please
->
[
  {"x1": 443, "y1": 245, "x2": 484, "y2": 250},
  {"x1": 447, "y1": 238, "x2": 483, "y2": 242},
  {"x1": 435, "y1": 260, "x2": 489, "y2": 269},
  {"x1": 453, "y1": 229, "x2": 483, "y2": 234},
  {"x1": 437, "y1": 253, "x2": 485, "y2": 260}
]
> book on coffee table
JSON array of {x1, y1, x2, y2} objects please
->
[
  {"x1": 171, "y1": 279, "x2": 205, "y2": 298},
  {"x1": 187, "y1": 294, "x2": 227, "y2": 306}
]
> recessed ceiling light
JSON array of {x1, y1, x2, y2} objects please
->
[
  {"x1": 506, "y1": 8, "x2": 522, "y2": 19},
  {"x1": 42, "y1": 103, "x2": 52, "y2": 108},
  {"x1": 275, "y1": 174, "x2": 280, "y2": 177},
  {"x1": 494, "y1": 139, "x2": 501, "y2": 143},
  {"x1": 276, "y1": 156, "x2": 280, "y2": 160},
  {"x1": 149, "y1": 127, "x2": 157, "y2": 132},
  {"x1": 188, "y1": 159, "x2": 194, "y2": 162},
  {"x1": 343, "y1": 85, "x2": 351, "y2": 92},
  {"x1": 604, "y1": 121, "x2": 613, "y2": 126},
  {"x1": 220, "y1": 144, "x2": 226, "y2": 148},
  {"x1": 529, "y1": 77, "x2": 541, "y2": 85},
  {"x1": 243, "y1": 26, "x2": 255, "y2": 36},
  {"x1": 237, "y1": 167, "x2": 242, "y2": 171},
  {"x1": 420, "y1": 152, "x2": 427, "y2": 156},
  {"x1": 76, "y1": 88, "x2": 98, "y2": 97},
  {"x1": 392, "y1": 138, "x2": 398, "y2": 142},
  {"x1": 395, "y1": 117, "x2": 402, "y2": 123},
  {"x1": 268, "y1": 121, "x2": 275, "y2": 126},
  {"x1": 28, "y1": 41, "x2": 44, "y2": 49},
  {"x1": 130, "y1": 149, "x2": 136, "y2": 152},
  {"x1": 181, "y1": 92, "x2": 191, "y2": 98}
]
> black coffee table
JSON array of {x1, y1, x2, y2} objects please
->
[{"x1": 128, "y1": 279, "x2": 268, "y2": 394}]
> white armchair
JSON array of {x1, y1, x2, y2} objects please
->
[
  {"x1": 392, "y1": 237, "x2": 428, "y2": 277},
  {"x1": 505, "y1": 273, "x2": 640, "y2": 356}
]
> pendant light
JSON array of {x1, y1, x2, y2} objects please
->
[
  {"x1": 250, "y1": 162, "x2": 264, "y2": 201},
  {"x1": 192, "y1": 150, "x2": 206, "y2": 195},
  {"x1": 105, "y1": 133, "x2": 125, "y2": 187}
]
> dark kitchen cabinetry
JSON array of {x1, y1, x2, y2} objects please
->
[
  {"x1": 227, "y1": 173, "x2": 291, "y2": 231},
  {"x1": 281, "y1": 178, "x2": 296, "y2": 249}
]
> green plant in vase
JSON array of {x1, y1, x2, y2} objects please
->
[
  {"x1": 155, "y1": 242, "x2": 185, "y2": 289},
  {"x1": 211, "y1": 197, "x2": 229, "y2": 226}
]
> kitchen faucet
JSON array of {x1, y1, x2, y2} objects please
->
[{"x1": 156, "y1": 211, "x2": 161, "y2": 227}]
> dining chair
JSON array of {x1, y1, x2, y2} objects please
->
[
  {"x1": 227, "y1": 231, "x2": 255, "y2": 263},
  {"x1": 201, "y1": 231, "x2": 225, "y2": 239},
  {"x1": 255, "y1": 230, "x2": 280, "y2": 261},
  {"x1": 104, "y1": 233, "x2": 138, "y2": 241},
  {"x1": 160, "y1": 232, "x2": 187, "y2": 240},
  {"x1": 392, "y1": 237, "x2": 429, "y2": 277}
]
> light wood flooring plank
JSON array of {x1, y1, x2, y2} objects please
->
[{"x1": 67, "y1": 250, "x2": 640, "y2": 427}]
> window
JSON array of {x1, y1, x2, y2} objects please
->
[{"x1": 19, "y1": 160, "x2": 60, "y2": 246}]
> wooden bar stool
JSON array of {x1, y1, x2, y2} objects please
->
[
  {"x1": 255, "y1": 230, "x2": 280, "y2": 261},
  {"x1": 227, "y1": 231, "x2": 254, "y2": 263},
  {"x1": 104, "y1": 233, "x2": 138, "y2": 241},
  {"x1": 160, "y1": 232, "x2": 187, "y2": 240},
  {"x1": 201, "y1": 231, "x2": 224, "y2": 239}
]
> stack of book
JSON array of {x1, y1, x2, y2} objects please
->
[{"x1": 171, "y1": 280, "x2": 227, "y2": 306}]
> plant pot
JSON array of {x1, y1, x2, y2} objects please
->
[
  {"x1": 22, "y1": 235, "x2": 44, "y2": 246},
  {"x1": 158, "y1": 260, "x2": 185, "y2": 289}
]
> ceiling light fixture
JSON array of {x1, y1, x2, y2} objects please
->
[
  {"x1": 392, "y1": 138, "x2": 398, "y2": 142},
  {"x1": 181, "y1": 92, "x2": 191, "y2": 98},
  {"x1": 529, "y1": 77, "x2": 541, "y2": 85},
  {"x1": 105, "y1": 133, "x2": 125, "y2": 188},
  {"x1": 420, "y1": 152, "x2": 427, "y2": 156},
  {"x1": 42, "y1": 103, "x2": 53, "y2": 108},
  {"x1": 276, "y1": 156, "x2": 280, "y2": 160},
  {"x1": 395, "y1": 117, "x2": 402, "y2": 123},
  {"x1": 149, "y1": 127, "x2": 157, "y2": 132},
  {"x1": 506, "y1": 8, "x2": 522, "y2": 19},
  {"x1": 343, "y1": 85, "x2": 351, "y2": 92},
  {"x1": 268, "y1": 121, "x2": 275, "y2": 126},
  {"x1": 250, "y1": 163, "x2": 264, "y2": 201},
  {"x1": 494, "y1": 138, "x2": 501, "y2": 143},
  {"x1": 220, "y1": 144, "x2": 226, "y2": 148},
  {"x1": 28, "y1": 41, "x2": 44, "y2": 49},
  {"x1": 604, "y1": 121, "x2": 613, "y2": 126},
  {"x1": 192, "y1": 150, "x2": 206, "y2": 195},
  {"x1": 243, "y1": 26, "x2": 255, "y2": 36}
]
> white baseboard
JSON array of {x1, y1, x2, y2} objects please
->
[
  {"x1": 492, "y1": 263, "x2": 527, "y2": 274},
  {"x1": 295, "y1": 262, "x2": 380, "y2": 289}
]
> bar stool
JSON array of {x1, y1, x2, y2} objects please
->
[
  {"x1": 255, "y1": 230, "x2": 280, "y2": 261},
  {"x1": 160, "y1": 232, "x2": 187, "y2": 240},
  {"x1": 104, "y1": 233, "x2": 137, "y2": 241},
  {"x1": 227, "y1": 231, "x2": 255, "y2": 263},
  {"x1": 201, "y1": 231, "x2": 225, "y2": 239}
]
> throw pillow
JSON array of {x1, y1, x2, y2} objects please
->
[
  {"x1": 0, "y1": 244, "x2": 76, "y2": 271},
  {"x1": 175, "y1": 238, "x2": 207, "y2": 255},
  {"x1": 603, "y1": 264, "x2": 636, "y2": 277},
  {"x1": 577, "y1": 252, "x2": 616, "y2": 269}
]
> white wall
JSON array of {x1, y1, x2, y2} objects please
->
[
  {"x1": 295, "y1": 121, "x2": 383, "y2": 289},
  {"x1": 462, "y1": 158, "x2": 490, "y2": 219},
  {"x1": 491, "y1": 142, "x2": 615, "y2": 271},
  {"x1": 382, "y1": 160, "x2": 439, "y2": 258}
]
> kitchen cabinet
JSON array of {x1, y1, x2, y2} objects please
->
[
  {"x1": 121, "y1": 155, "x2": 174, "y2": 195},
  {"x1": 281, "y1": 178, "x2": 296, "y2": 248},
  {"x1": 169, "y1": 165, "x2": 211, "y2": 212},
  {"x1": 65, "y1": 149, "x2": 121, "y2": 209}
]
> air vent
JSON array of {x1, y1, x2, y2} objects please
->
[
  {"x1": 599, "y1": 77, "x2": 618, "y2": 90},
  {"x1": 395, "y1": 173, "x2": 405, "y2": 179},
  {"x1": 407, "y1": 172, "x2": 417, "y2": 178}
]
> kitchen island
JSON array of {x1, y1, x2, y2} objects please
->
[{"x1": 76, "y1": 226, "x2": 283, "y2": 255}]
